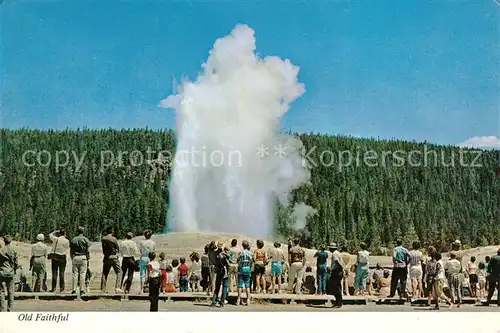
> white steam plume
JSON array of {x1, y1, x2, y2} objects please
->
[
  {"x1": 160, "y1": 24, "x2": 313, "y2": 239},
  {"x1": 291, "y1": 202, "x2": 318, "y2": 230}
]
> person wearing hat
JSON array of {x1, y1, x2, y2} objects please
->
[
  {"x1": 450, "y1": 240, "x2": 464, "y2": 262},
  {"x1": 30, "y1": 233, "x2": 48, "y2": 292},
  {"x1": 0, "y1": 235, "x2": 19, "y2": 311},
  {"x1": 449, "y1": 239, "x2": 465, "y2": 300}
]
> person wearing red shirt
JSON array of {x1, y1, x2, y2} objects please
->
[{"x1": 178, "y1": 258, "x2": 189, "y2": 292}]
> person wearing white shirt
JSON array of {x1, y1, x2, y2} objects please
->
[
  {"x1": 138, "y1": 230, "x2": 155, "y2": 293},
  {"x1": 147, "y1": 252, "x2": 161, "y2": 312},
  {"x1": 120, "y1": 232, "x2": 139, "y2": 293},
  {"x1": 432, "y1": 252, "x2": 452, "y2": 309},
  {"x1": 48, "y1": 230, "x2": 70, "y2": 292}
]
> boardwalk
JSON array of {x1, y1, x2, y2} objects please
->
[{"x1": 7, "y1": 291, "x2": 497, "y2": 306}]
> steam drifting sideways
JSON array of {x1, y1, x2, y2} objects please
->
[{"x1": 160, "y1": 24, "x2": 315, "y2": 239}]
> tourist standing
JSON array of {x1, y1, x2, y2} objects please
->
[
  {"x1": 408, "y1": 241, "x2": 423, "y2": 299},
  {"x1": 268, "y1": 241, "x2": 286, "y2": 294},
  {"x1": 430, "y1": 252, "x2": 452, "y2": 309},
  {"x1": 389, "y1": 239, "x2": 409, "y2": 298},
  {"x1": 236, "y1": 240, "x2": 252, "y2": 306},
  {"x1": 120, "y1": 232, "x2": 139, "y2": 293},
  {"x1": 445, "y1": 252, "x2": 462, "y2": 307},
  {"x1": 329, "y1": 243, "x2": 343, "y2": 307},
  {"x1": 484, "y1": 249, "x2": 500, "y2": 306},
  {"x1": 208, "y1": 241, "x2": 218, "y2": 294},
  {"x1": 354, "y1": 242, "x2": 370, "y2": 296},
  {"x1": 449, "y1": 240, "x2": 464, "y2": 299},
  {"x1": 201, "y1": 245, "x2": 210, "y2": 294},
  {"x1": 147, "y1": 251, "x2": 161, "y2": 311},
  {"x1": 465, "y1": 256, "x2": 478, "y2": 298},
  {"x1": 477, "y1": 262, "x2": 487, "y2": 299},
  {"x1": 485, "y1": 256, "x2": 491, "y2": 292},
  {"x1": 424, "y1": 246, "x2": 437, "y2": 298},
  {"x1": 288, "y1": 238, "x2": 306, "y2": 294},
  {"x1": 100, "y1": 226, "x2": 122, "y2": 293},
  {"x1": 189, "y1": 252, "x2": 202, "y2": 292},
  {"x1": 253, "y1": 240, "x2": 268, "y2": 293},
  {"x1": 228, "y1": 239, "x2": 240, "y2": 293},
  {"x1": 314, "y1": 245, "x2": 329, "y2": 295},
  {"x1": 339, "y1": 246, "x2": 352, "y2": 296},
  {"x1": 211, "y1": 243, "x2": 230, "y2": 307},
  {"x1": 0, "y1": 235, "x2": 18, "y2": 312},
  {"x1": 178, "y1": 257, "x2": 189, "y2": 292},
  {"x1": 30, "y1": 234, "x2": 48, "y2": 292},
  {"x1": 70, "y1": 226, "x2": 91, "y2": 295},
  {"x1": 139, "y1": 229, "x2": 155, "y2": 293},
  {"x1": 48, "y1": 229, "x2": 69, "y2": 293}
]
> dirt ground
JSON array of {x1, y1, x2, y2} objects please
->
[{"x1": 10, "y1": 232, "x2": 500, "y2": 293}]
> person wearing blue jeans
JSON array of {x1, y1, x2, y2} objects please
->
[
  {"x1": 211, "y1": 243, "x2": 230, "y2": 307},
  {"x1": 314, "y1": 245, "x2": 329, "y2": 295},
  {"x1": 354, "y1": 242, "x2": 370, "y2": 296}
]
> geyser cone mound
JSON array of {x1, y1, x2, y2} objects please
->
[{"x1": 160, "y1": 24, "x2": 311, "y2": 239}]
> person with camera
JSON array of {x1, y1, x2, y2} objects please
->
[{"x1": 48, "y1": 229, "x2": 70, "y2": 293}]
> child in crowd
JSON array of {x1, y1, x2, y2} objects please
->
[
  {"x1": 171, "y1": 259, "x2": 180, "y2": 289},
  {"x1": 378, "y1": 270, "x2": 391, "y2": 298},
  {"x1": 485, "y1": 256, "x2": 491, "y2": 291},
  {"x1": 164, "y1": 265, "x2": 176, "y2": 293},
  {"x1": 178, "y1": 257, "x2": 190, "y2": 292},
  {"x1": 302, "y1": 266, "x2": 316, "y2": 295},
  {"x1": 189, "y1": 252, "x2": 202, "y2": 292},
  {"x1": 159, "y1": 252, "x2": 168, "y2": 292},
  {"x1": 477, "y1": 262, "x2": 487, "y2": 299}
]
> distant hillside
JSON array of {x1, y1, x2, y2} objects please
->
[{"x1": 1, "y1": 129, "x2": 498, "y2": 253}]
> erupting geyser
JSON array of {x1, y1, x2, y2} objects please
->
[{"x1": 160, "y1": 24, "x2": 312, "y2": 239}]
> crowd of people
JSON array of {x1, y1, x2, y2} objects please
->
[{"x1": 0, "y1": 228, "x2": 499, "y2": 312}]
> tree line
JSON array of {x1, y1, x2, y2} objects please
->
[{"x1": 1, "y1": 129, "x2": 498, "y2": 254}]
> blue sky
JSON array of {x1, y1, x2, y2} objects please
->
[{"x1": 2, "y1": 0, "x2": 499, "y2": 146}]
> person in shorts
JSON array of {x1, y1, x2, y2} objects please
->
[
  {"x1": 236, "y1": 240, "x2": 252, "y2": 305},
  {"x1": 252, "y1": 240, "x2": 268, "y2": 293},
  {"x1": 268, "y1": 241, "x2": 285, "y2": 293}
]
